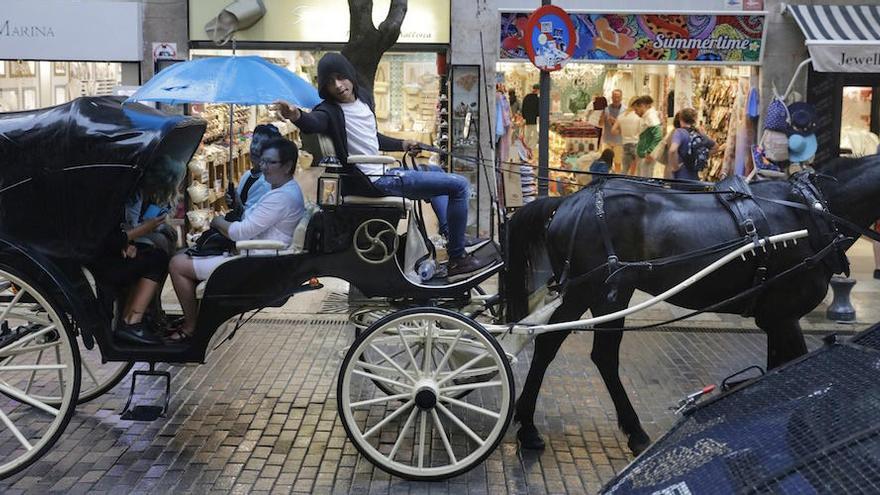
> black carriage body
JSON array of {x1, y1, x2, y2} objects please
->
[
  {"x1": 126, "y1": 206, "x2": 499, "y2": 364},
  {"x1": 0, "y1": 97, "x2": 205, "y2": 358},
  {"x1": 0, "y1": 97, "x2": 498, "y2": 365},
  {"x1": 0, "y1": 97, "x2": 204, "y2": 261}
]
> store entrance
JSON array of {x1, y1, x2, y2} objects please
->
[{"x1": 840, "y1": 85, "x2": 880, "y2": 157}]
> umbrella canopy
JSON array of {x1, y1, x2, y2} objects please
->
[{"x1": 126, "y1": 55, "x2": 321, "y2": 107}]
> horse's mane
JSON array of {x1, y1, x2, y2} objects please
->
[{"x1": 813, "y1": 154, "x2": 880, "y2": 178}]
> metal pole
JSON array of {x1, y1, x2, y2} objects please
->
[
  {"x1": 228, "y1": 38, "x2": 236, "y2": 191},
  {"x1": 537, "y1": 0, "x2": 551, "y2": 197}
]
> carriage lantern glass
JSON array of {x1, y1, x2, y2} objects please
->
[{"x1": 317, "y1": 156, "x2": 342, "y2": 207}]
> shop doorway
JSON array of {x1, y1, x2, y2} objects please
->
[
  {"x1": 808, "y1": 70, "x2": 880, "y2": 162},
  {"x1": 840, "y1": 85, "x2": 880, "y2": 157}
]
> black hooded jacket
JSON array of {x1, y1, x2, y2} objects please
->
[{"x1": 292, "y1": 53, "x2": 404, "y2": 168}]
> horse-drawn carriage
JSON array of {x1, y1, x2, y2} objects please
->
[{"x1": 1, "y1": 96, "x2": 878, "y2": 482}]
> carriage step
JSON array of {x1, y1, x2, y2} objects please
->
[{"x1": 120, "y1": 363, "x2": 171, "y2": 421}]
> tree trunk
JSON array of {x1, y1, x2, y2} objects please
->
[{"x1": 341, "y1": 0, "x2": 408, "y2": 93}]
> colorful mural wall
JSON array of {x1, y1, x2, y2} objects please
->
[{"x1": 500, "y1": 13, "x2": 765, "y2": 64}]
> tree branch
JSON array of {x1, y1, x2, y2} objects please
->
[
  {"x1": 377, "y1": 0, "x2": 407, "y2": 49},
  {"x1": 348, "y1": 0, "x2": 378, "y2": 42}
]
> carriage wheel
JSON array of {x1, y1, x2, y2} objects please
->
[
  {"x1": 0, "y1": 268, "x2": 81, "y2": 479},
  {"x1": 70, "y1": 350, "x2": 131, "y2": 405},
  {"x1": 338, "y1": 308, "x2": 514, "y2": 481}
]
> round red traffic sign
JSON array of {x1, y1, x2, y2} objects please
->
[{"x1": 523, "y1": 5, "x2": 576, "y2": 72}]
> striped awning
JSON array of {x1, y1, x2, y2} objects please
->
[{"x1": 786, "y1": 4, "x2": 880, "y2": 72}]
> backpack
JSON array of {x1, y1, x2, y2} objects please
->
[{"x1": 683, "y1": 127, "x2": 711, "y2": 172}]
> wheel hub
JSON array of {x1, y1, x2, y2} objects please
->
[{"x1": 413, "y1": 379, "x2": 439, "y2": 410}]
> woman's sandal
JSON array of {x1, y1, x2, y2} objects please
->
[{"x1": 165, "y1": 328, "x2": 193, "y2": 343}]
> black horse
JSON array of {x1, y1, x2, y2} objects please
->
[{"x1": 504, "y1": 155, "x2": 880, "y2": 455}]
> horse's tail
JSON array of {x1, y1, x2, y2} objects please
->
[{"x1": 504, "y1": 196, "x2": 565, "y2": 322}]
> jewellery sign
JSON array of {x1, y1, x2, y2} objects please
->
[{"x1": 501, "y1": 12, "x2": 765, "y2": 65}]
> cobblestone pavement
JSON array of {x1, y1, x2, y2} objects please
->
[{"x1": 0, "y1": 314, "x2": 828, "y2": 494}]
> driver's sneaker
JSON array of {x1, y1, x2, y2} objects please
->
[{"x1": 447, "y1": 253, "x2": 494, "y2": 282}]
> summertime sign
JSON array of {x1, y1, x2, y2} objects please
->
[{"x1": 502, "y1": 13, "x2": 765, "y2": 64}]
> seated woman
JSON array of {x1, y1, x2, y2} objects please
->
[
  {"x1": 167, "y1": 137, "x2": 304, "y2": 342},
  {"x1": 87, "y1": 156, "x2": 185, "y2": 345}
]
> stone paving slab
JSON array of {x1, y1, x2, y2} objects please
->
[{"x1": 0, "y1": 316, "x2": 826, "y2": 494}]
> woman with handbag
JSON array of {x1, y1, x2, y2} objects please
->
[{"x1": 166, "y1": 137, "x2": 305, "y2": 343}]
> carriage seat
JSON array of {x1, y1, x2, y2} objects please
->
[
  {"x1": 194, "y1": 202, "x2": 320, "y2": 299},
  {"x1": 341, "y1": 154, "x2": 412, "y2": 209}
]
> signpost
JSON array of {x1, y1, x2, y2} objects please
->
[{"x1": 522, "y1": 3, "x2": 574, "y2": 196}]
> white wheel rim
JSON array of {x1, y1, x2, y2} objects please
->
[
  {"x1": 0, "y1": 270, "x2": 78, "y2": 475},
  {"x1": 341, "y1": 311, "x2": 512, "y2": 479}
]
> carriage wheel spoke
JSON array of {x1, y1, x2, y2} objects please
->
[
  {"x1": 54, "y1": 345, "x2": 64, "y2": 390},
  {"x1": 0, "y1": 382, "x2": 60, "y2": 416},
  {"x1": 82, "y1": 358, "x2": 99, "y2": 386},
  {"x1": 422, "y1": 321, "x2": 434, "y2": 376},
  {"x1": 0, "y1": 324, "x2": 57, "y2": 356},
  {"x1": 436, "y1": 365, "x2": 499, "y2": 380},
  {"x1": 397, "y1": 329, "x2": 421, "y2": 376},
  {"x1": 351, "y1": 393, "x2": 409, "y2": 408},
  {"x1": 437, "y1": 403, "x2": 485, "y2": 446},
  {"x1": 440, "y1": 380, "x2": 503, "y2": 394},
  {"x1": 363, "y1": 400, "x2": 414, "y2": 439},
  {"x1": 369, "y1": 346, "x2": 406, "y2": 368},
  {"x1": 0, "y1": 406, "x2": 33, "y2": 451},
  {"x1": 0, "y1": 364, "x2": 67, "y2": 372},
  {"x1": 24, "y1": 349, "x2": 44, "y2": 394},
  {"x1": 388, "y1": 406, "x2": 418, "y2": 460},
  {"x1": 354, "y1": 359, "x2": 400, "y2": 376},
  {"x1": 436, "y1": 351, "x2": 490, "y2": 387},
  {"x1": 439, "y1": 395, "x2": 501, "y2": 419},
  {"x1": 369, "y1": 344, "x2": 417, "y2": 384},
  {"x1": 5, "y1": 313, "x2": 53, "y2": 328},
  {"x1": 431, "y1": 409, "x2": 457, "y2": 465},
  {"x1": 418, "y1": 408, "x2": 428, "y2": 468},
  {"x1": 351, "y1": 368, "x2": 412, "y2": 392},
  {"x1": 0, "y1": 286, "x2": 26, "y2": 323},
  {"x1": 431, "y1": 329, "x2": 464, "y2": 380}
]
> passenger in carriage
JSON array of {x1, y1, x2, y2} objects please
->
[
  {"x1": 224, "y1": 123, "x2": 282, "y2": 220},
  {"x1": 275, "y1": 52, "x2": 493, "y2": 281},
  {"x1": 87, "y1": 156, "x2": 185, "y2": 345},
  {"x1": 166, "y1": 137, "x2": 305, "y2": 343}
]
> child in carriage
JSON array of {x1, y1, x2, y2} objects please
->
[{"x1": 87, "y1": 156, "x2": 185, "y2": 345}]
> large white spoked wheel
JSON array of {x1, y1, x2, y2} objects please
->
[
  {"x1": 69, "y1": 269, "x2": 133, "y2": 404},
  {"x1": 338, "y1": 307, "x2": 514, "y2": 481},
  {"x1": 0, "y1": 268, "x2": 81, "y2": 479}
]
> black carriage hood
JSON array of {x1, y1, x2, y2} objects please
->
[{"x1": 0, "y1": 96, "x2": 206, "y2": 260}]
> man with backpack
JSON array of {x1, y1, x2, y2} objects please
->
[{"x1": 666, "y1": 108, "x2": 718, "y2": 180}]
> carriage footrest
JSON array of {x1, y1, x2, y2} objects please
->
[{"x1": 120, "y1": 363, "x2": 171, "y2": 421}]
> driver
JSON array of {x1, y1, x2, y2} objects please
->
[{"x1": 275, "y1": 52, "x2": 492, "y2": 281}]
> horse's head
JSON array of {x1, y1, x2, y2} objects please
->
[{"x1": 812, "y1": 154, "x2": 880, "y2": 229}]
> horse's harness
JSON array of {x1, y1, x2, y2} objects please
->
[{"x1": 549, "y1": 171, "x2": 878, "y2": 318}]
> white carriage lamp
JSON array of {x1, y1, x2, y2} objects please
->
[{"x1": 317, "y1": 156, "x2": 343, "y2": 207}]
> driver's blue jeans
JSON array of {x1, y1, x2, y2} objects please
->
[{"x1": 373, "y1": 166, "x2": 469, "y2": 259}]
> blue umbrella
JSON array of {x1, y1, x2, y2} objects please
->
[
  {"x1": 125, "y1": 55, "x2": 321, "y2": 195},
  {"x1": 125, "y1": 55, "x2": 321, "y2": 107}
]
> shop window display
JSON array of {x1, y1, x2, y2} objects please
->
[
  {"x1": 840, "y1": 87, "x2": 878, "y2": 157},
  {"x1": 496, "y1": 61, "x2": 755, "y2": 194},
  {"x1": 0, "y1": 60, "x2": 121, "y2": 112}
]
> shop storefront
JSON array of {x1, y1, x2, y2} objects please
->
[
  {"x1": 185, "y1": 0, "x2": 450, "y2": 233},
  {"x1": 785, "y1": 4, "x2": 880, "y2": 162},
  {"x1": 497, "y1": 10, "x2": 766, "y2": 198},
  {"x1": 0, "y1": 0, "x2": 142, "y2": 111}
]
